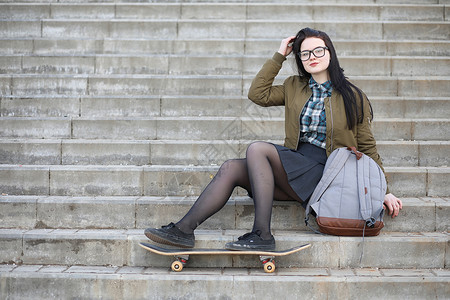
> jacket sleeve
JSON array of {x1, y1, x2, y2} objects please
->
[
  {"x1": 356, "y1": 95, "x2": 390, "y2": 194},
  {"x1": 248, "y1": 52, "x2": 287, "y2": 107}
]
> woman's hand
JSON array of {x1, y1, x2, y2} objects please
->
[
  {"x1": 278, "y1": 36, "x2": 297, "y2": 57},
  {"x1": 383, "y1": 193, "x2": 402, "y2": 218}
]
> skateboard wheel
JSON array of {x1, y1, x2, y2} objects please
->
[
  {"x1": 263, "y1": 261, "x2": 275, "y2": 273},
  {"x1": 171, "y1": 260, "x2": 184, "y2": 272}
]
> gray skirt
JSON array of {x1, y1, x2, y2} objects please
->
[{"x1": 273, "y1": 142, "x2": 327, "y2": 208}]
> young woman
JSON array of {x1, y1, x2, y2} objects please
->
[{"x1": 145, "y1": 27, "x2": 402, "y2": 251}]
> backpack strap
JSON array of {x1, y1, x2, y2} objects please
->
[
  {"x1": 357, "y1": 151, "x2": 376, "y2": 227},
  {"x1": 305, "y1": 148, "x2": 352, "y2": 226},
  {"x1": 357, "y1": 153, "x2": 370, "y2": 220}
]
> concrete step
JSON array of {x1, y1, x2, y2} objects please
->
[
  {"x1": 243, "y1": 75, "x2": 450, "y2": 98},
  {"x1": 0, "y1": 74, "x2": 244, "y2": 97},
  {"x1": 0, "y1": 228, "x2": 448, "y2": 269},
  {"x1": 3, "y1": 74, "x2": 449, "y2": 97},
  {"x1": 0, "y1": 117, "x2": 448, "y2": 141},
  {"x1": 1, "y1": 19, "x2": 448, "y2": 40},
  {"x1": 370, "y1": 97, "x2": 450, "y2": 119},
  {"x1": 1, "y1": 54, "x2": 449, "y2": 77},
  {"x1": 2, "y1": 96, "x2": 449, "y2": 119},
  {"x1": 0, "y1": 3, "x2": 446, "y2": 21},
  {"x1": 0, "y1": 139, "x2": 449, "y2": 167},
  {"x1": 2, "y1": 38, "x2": 448, "y2": 57},
  {"x1": 0, "y1": 0, "x2": 445, "y2": 3},
  {"x1": 0, "y1": 195, "x2": 448, "y2": 233},
  {"x1": 1, "y1": 265, "x2": 448, "y2": 300},
  {"x1": 0, "y1": 164, "x2": 449, "y2": 197},
  {"x1": 377, "y1": 141, "x2": 450, "y2": 167}
]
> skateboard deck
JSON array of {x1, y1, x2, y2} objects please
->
[{"x1": 139, "y1": 242, "x2": 311, "y2": 273}]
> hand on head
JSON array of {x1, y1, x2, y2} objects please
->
[{"x1": 278, "y1": 36, "x2": 297, "y2": 57}]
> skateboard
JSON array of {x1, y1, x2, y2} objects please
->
[{"x1": 139, "y1": 242, "x2": 311, "y2": 273}]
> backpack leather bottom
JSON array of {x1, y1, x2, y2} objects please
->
[{"x1": 316, "y1": 216, "x2": 384, "y2": 236}]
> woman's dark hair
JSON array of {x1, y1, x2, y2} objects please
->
[{"x1": 292, "y1": 27, "x2": 372, "y2": 129}]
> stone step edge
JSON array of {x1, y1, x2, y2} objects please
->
[
  {"x1": 3, "y1": 19, "x2": 449, "y2": 24},
  {"x1": 2, "y1": 37, "x2": 449, "y2": 44},
  {"x1": 1, "y1": 194, "x2": 447, "y2": 209},
  {"x1": 2, "y1": 53, "x2": 450, "y2": 59},
  {"x1": 1, "y1": 139, "x2": 447, "y2": 169},
  {"x1": 1, "y1": 195, "x2": 447, "y2": 232},
  {"x1": 1, "y1": 73, "x2": 449, "y2": 80},
  {"x1": 1, "y1": 2, "x2": 446, "y2": 7},
  {"x1": 1, "y1": 138, "x2": 449, "y2": 144},
  {"x1": 1, "y1": 164, "x2": 449, "y2": 170},
  {"x1": 2, "y1": 95, "x2": 450, "y2": 100},
  {"x1": 2, "y1": 37, "x2": 449, "y2": 41},
  {"x1": 0, "y1": 266, "x2": 448, "y2": 300},
  {"x1": 1, "y1": 194, "x2": 447, "y2": 201},
  {"x1": 0, "y1": 0, "x2": 444, "y2": 3},
  {"x1": 1, "y1": 116, "x2": 449, "y2": 122},
  {"x1": 1, "y1": 165, "x2": 448, "y2": 198},
  {"x1": 3, "y1": 228, "x2": 447, "y2": 238},
  {"x1": 0, "y1": 229, "x2": 448, "y2": 269},
  {"x1": 0, "y1": 192, "x2": 444, "y2": 203},
  {"x1": 1, "y1": 264, "x2": 448, "y2": 279}
]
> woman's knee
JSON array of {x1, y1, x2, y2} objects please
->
[
  {"x1": 217, "y1": 158, "x2": 249, "y2": 187},
  {"x1": 246, "y1": 141, "x2": 272, "y2": 159},
  {"x1": 219, "y1": 158, "x2": 246, "y2": 174}
]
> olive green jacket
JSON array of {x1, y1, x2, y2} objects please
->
[{"x1": 248, "y1": 52, "x2": 389, "y2": 193}]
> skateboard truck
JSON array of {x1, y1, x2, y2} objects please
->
[
  {"x1": 171, "y1": 254, "x2": 276, "y2": 273},
  {"x1": 260, "y1": 256, "x2": 276, "y2": 273},
  {"x1": 171, "y1": 255, "x2": 189, "y2": 272}
]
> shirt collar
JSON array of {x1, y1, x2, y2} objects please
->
[{"x1": 309, "y1": 77, "x2": 333, "y2": 96}]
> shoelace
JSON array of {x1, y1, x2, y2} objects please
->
[
  {"x1": 162, "y1": 223, "x2": 176, "y2": 229},
  {"x1": 238, "y1": 231, "x2": 260, "y2": 241}
]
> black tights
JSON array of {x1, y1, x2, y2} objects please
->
[{"x1": 175, "y1": 142, "x2": 302, "y2": 240}]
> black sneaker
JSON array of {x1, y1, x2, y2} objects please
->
[
  {"x1": 144, "y1": 223, "x2": 195, "y2": 248},
  {"x1": 225, "y1": 231, "x2": 275, "y2": 251}
]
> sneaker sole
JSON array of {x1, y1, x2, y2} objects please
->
[{"x1": 144, "y1": 230, "x2": 194, "y2": 249}]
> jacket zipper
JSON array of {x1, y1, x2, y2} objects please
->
[{"x1": 328, "y1": 96, "x2": 333, "y2": 153}]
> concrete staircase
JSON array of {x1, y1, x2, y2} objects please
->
[{"x1": 0, "y1": 0, "x2": 449, "y2": 299}]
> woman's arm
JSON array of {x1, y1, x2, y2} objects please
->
[{"x1": 248, "y1": 37, "x2": 296, "y2": 107}]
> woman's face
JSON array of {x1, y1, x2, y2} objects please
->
[{"x1": 300, "y1": 37, "x2": 330, "y2": 81}]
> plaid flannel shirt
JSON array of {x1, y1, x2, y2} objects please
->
[{"x1": 299, "y1": 78, "x2": 333, "y2": 149}]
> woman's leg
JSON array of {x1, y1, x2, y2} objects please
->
[
  {"x1": 245, "y1": 141, "x2": 301, "y2": 240},
  {"x1": 175, "y1": 158, "x2": 251, "y2": 234},
  {"x1": 145, "y1": 158, "x2": 252, "y2": 247},
  {"x1": 176, "y1": 143, "x2": 300, "y2": 236}
]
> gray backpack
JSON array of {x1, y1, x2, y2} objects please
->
[{"x1": 305, "y1": 147, "x2": 386, "y2": 236}]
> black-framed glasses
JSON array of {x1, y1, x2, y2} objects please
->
[{"x1": 298, "y1": 46, "x2": 329, "y2": 61}]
